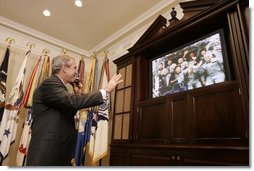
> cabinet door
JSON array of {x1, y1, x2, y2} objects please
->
[
  {"x1": 135, "y1": 97, "x2": 169, "y2": 143},
  {"x1": 112, "y1": 64, "x2": 133, "y2": 142},
  {"x1": 169, "y1": 92, "x2": 190, "y2": 143},
  {"x1": 190, "y1": 82, "x2": 247, "y2": 144}
]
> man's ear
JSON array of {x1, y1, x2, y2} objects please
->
[{"x1": 62, "y1": 64, "x2": 67, "y2": 73}]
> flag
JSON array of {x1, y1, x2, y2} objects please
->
[
  {"x1": 16, "y1": 55, "x2": 50, "y2": 166},
  {"x1": 26, "y1": 56, "x2": 49, "y2": 108},
  {"x1": 87, "y1": 55, "x2": 110, "y2": 165},
  {"x1": 0, "y1": 47, "x2": 10, "y2": 121},
  {"x1": 16, "y1": 108, "x2": 32, "y2": 166},
  {"x1": 0, "y1": 50, "x2": 30, "y2": 165},
  {"x1": 84, "y1": 57, "x2": 97, "y2": 94},
  {"x1": 16, "y1": 56, "x2": 41, "y2": 166},
  {"x1": 72, "y1": 109, "x2": 94, "y2": 166},
  {"x1": 91, "y1": 56, "x2": 110, "y2": 164},
  {"x1": 80, "y1": 57, "x2": 97, "y2": 166},
  {"x1": 71, "y1": 57, "x2": 86, "y2": 166},
  {"x1": 83, "y1": 110, "x2": 93, "y2": 154},
  {"x1": 22, "y1": 56, "x2": 41, "y2": 108},
  {"x1": 38, "y1": 56, "x2": 50, "y2": 84},
  {"x1": 72, "y1": 57, "x2": 100, "y2": 166}
]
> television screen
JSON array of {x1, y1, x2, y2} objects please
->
[{"x1": 151, "y1": 30, "x2": 228, "y2": 98}]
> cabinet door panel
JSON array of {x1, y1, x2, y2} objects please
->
[
  {"x1": 170, "y1": 94, "x2": 189, "y2": 143},
  {"x1": 137, "y1": 97, "x2": 169, "y2": 143},
  {"x1": 191, "y1": 84, "x2": 246, "y2": 144}
]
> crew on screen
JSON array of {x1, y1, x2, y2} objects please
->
[{"x1": 152, "y1": 35, "x2": 225, "y2": 97}]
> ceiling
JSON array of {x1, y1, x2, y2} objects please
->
[{"x1": 0, "y1": 0, "x2": 178, "y2": 53}]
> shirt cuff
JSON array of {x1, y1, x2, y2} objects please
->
[{"x1": 99, "y1": 89, "x2": 107, "y2": 100}]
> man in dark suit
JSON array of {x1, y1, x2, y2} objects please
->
[{"x1": 26, "y1": 55, "x2": 122, "y2": 166}]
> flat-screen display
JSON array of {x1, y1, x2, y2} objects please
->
[{"x1": 151, "y1": 30, "x2": 228, "y2": 98}]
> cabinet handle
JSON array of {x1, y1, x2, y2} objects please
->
[
  {"x1": 135, "y1": 134, "x2": 138, "y2": 139},
  {"x1": 172, "y1": 156, "x2": 175, "y2": 160},
  {"x1": 177, "y1": 156, "x2": 181, "y2": 161}
]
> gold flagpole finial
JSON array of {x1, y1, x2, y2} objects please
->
[
  {"x1": 43, "y1": 48, "x2": 50, "y2": 56},
  {"x1": 104, "y1": 50, "x2": 109, "y2": 59},
  {"x1": 26, "y1": 42, "x2": 35, "y2": 50},
  {"x1": 5, "y1": 37, "x2": 15, "y2": 45},
  {"x1": 80, "y1": 55, "x2": 85, "y2": 61},
  {"x1": 61, "y1": 48, "x2": 68, "y2": 55},
  {"x1": 93, "y1": 51, "x2": 98, "y2": 58}
]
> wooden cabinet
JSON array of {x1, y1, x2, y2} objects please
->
[
  {"x1": 112, "y1": 54, "x2": 133, "y2": 142},
  {"x1": 110, "y1": 0, "x2": 249, "y2": 166},
  {"x1": 111, "y1": 144, "x2": 248, "y2": 166}
]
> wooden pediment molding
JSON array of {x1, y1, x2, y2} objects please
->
[
  {"x1": 128, "y1": 0, "x2": 220, "y2": 54},
  {"x1": 179, "y1": 0, "x2": 220, "y2": 23},
  {"x1": 129, "y1": 15, "x2": 167, "y2": 52}
]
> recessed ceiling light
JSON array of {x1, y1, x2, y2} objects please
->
[
  {"x1": 43, "y1": 9, "x2": 51, "y2": 17},
  {"x1": 75, "y1": 0, "x2": 83, "y2": 7}
]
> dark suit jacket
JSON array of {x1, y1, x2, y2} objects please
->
[{"x1": 26, "y1": 74, "x2": 103, "y2": 166}]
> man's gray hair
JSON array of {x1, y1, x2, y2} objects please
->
[{"x1": 52, "y1": 55, "x2": 75, "y2": 74}]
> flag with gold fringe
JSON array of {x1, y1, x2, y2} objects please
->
[
  {"x1": 93, "y1": 54, "x2": 110, "y2": 164},
  {"x1": 16, "y1": 55, "x2": 50, "y2": 166},
  {"x1": 82, "y1": 56, "x2": 98, "y2": 165},
  {"x1": 91, "y1": 54, "x2": 110, "y2": 164},
  {"x1": 0, "y1": 50, "x2": 30, "y2": 165},
  {"x1": 0, "y1": 47, "x2": 10, "y2": 122}
]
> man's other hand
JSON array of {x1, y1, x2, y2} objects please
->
[{"x1": 104, "y1": 74, "x2": 123, "y2": 94}]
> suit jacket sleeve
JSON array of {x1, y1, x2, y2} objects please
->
[{"x1": 40, "y1": 78, "x2": 103, "y2": 111}]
